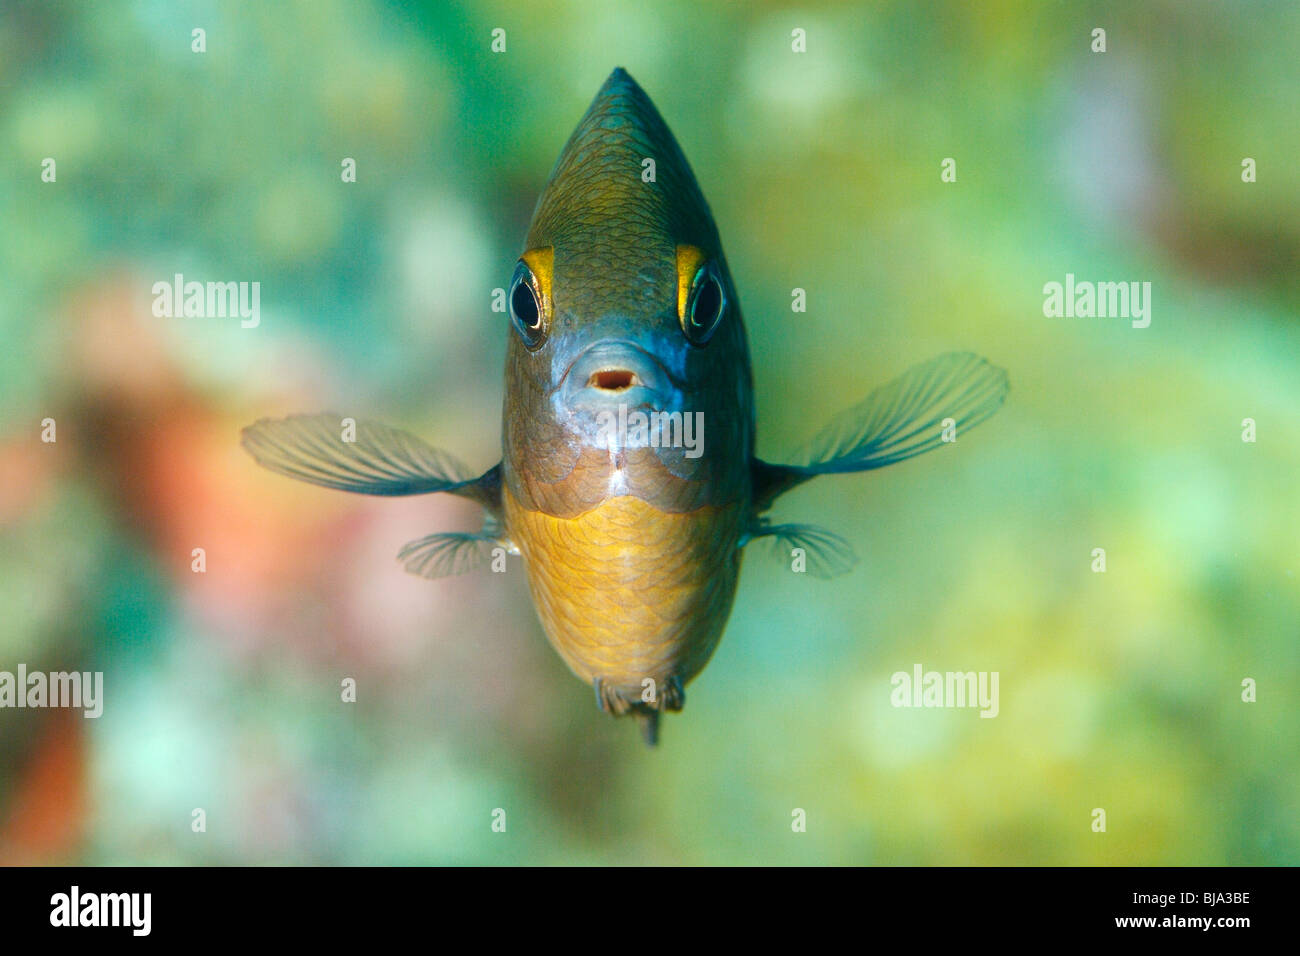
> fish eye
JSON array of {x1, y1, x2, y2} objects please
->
[
  {"x1": 509, "y1": 261, "x2": 546, "y2": 349},
  {"x1": 683, "y1": 262, "x2": 726, "y2": 345}
]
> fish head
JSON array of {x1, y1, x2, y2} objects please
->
[{"x1": 503, "y1": 68, "x2": 754, "y2": 515}]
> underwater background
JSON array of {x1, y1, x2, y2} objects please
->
[{"x1": 1, "y1": 0, "x2": 1296, "y2": 865}]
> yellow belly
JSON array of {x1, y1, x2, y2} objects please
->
[{"x1": 504, "y1": 485, "x2": 744, "y2": 710}]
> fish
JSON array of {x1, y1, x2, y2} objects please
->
[{"x1": 241, "y1": 67, "x2": 1009, "y2": 745}]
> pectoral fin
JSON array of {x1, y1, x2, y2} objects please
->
[
  {"x1": 241, "y1": 413, "x2": 501, "y2": 512},
  {"x1": 752, "y1": 352, "x2": 1008, "y2": 511},
  {"x1": 243, "y1": 413, "x2": 511, "y2": 577}
]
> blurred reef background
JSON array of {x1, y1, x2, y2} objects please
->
[{"x1": 0, "y1": 0, "x2": 1296, "y2": 864}]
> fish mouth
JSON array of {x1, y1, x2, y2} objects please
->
[
  {"x1": 587, "y1": 369, "x2": 640, "y2": 391},
  {"x1": 559, "y1": 340, "x2": 680, "y2": 411}
]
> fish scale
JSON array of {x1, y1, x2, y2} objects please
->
[{"x1": 504, "y1": 488, "x2": 744, "y2": 699}]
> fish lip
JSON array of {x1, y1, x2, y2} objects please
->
[{"x1": 554, "y1": 339, "x2": 682, "y2": 408}]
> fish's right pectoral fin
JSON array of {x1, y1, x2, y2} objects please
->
[
  {"x1": 745, "y1": 522, "x2": 859, "y2": 579},
  {"x1": 752, "y1": 352, "x2": 1008, "y2": 510},
  {"x1": 241, "y1": 413, "x2": 500, "y2": 509}
]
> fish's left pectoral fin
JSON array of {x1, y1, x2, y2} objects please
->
[
  {"x1": 241, "y1": 413, "x2": 494, "y2": 504},
  {"x1": 745, "y1": 522, "x2": 859, "y2": 579},
  {"x1": 752, "y1": 352, "x2": 1008, "y2": 510},
  {"x1": 397, "y1": 530, "x2": 510, "y2": 579}
]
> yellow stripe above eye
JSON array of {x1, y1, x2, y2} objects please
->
[
  {"x1": 675, "y1": 244, "x2": 708, "y2": 324},
  {"x1": 521, "y1": 246, "x2": 554, "y2": 316}
]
